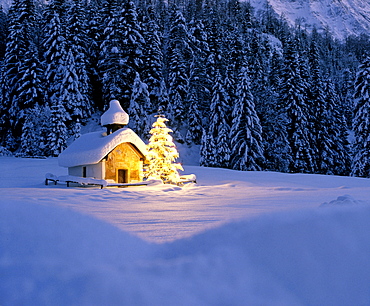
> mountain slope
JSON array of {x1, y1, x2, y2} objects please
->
[{"x1": 250, "y1": 0, "x2": 370, "y2": 40}]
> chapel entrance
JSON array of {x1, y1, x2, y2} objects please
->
[{"x1": 118, "y1": 169, "x2": 128, "y2": 183}]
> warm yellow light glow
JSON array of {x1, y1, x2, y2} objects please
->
[{"x1": 145, "y1": 114, "x2": 183, "y2": 184}]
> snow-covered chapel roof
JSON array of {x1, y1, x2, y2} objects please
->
[
  {"x1": 58, "y1": 128, "x2": 147, "y2": 168},
  {"x1": 101, "y1": 100, "x2": 129, "y2": 126}
]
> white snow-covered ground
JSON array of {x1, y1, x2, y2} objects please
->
[{"x1": 1, "y1": 156, "x2": 370, "y2": 305}]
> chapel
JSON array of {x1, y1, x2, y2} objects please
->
[{"x1": 58, "y1": 100, "x2": 147, "y2": 183}]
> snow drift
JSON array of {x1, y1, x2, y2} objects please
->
[
  {"x1": 1, "y1": 157, "x2": 369, "y2": 305},
  {"x1": 1, "y1": 198, "x2": 369, "y2": 305}
]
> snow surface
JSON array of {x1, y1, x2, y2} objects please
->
[
  {"x1": 58, "y1": 128, "x2": 147, "y2": 168},
  {"x1": 1, "y1": 157, "x2": 370, "y2": 305}
]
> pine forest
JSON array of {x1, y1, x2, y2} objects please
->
[{"x1": 0, "y1": 0, "x2": 370, "y2": 177}]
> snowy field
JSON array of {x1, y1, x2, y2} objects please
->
[{"x1": 1, "y1": 156, "x2": 370, "y2": 305}]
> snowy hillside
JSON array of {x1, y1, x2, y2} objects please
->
[
  {"x1": 1, "y1": 157, "x2": 370, "y2": 304},
  {"x1": 250, "y1": 0, "x2": 370, "y2": 39}
]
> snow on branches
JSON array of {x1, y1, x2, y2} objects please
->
[{"x1": 145, "y1": 113, "x2": 183, "y2": 184}]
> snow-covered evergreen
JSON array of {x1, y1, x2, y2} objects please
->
[
  {"x1": 0, "y1": 0, "x2": 369, "y2": 176},
  {"x1": 167, "y1": 7, "x2": 190, "y2": 131},
  {"x1": 352, "y1": 56, "x2": 370, "y2": 177},
  {"x1": 230, "y1": 66, "x2": 264, "y2": 171},
  {"x1": 141, "y1": 12, "x2": 163, "y2": 112},
  {"x1": 145, "y1": 113, "x2": 183, "y2": 184},
  {"x1": 280, "y1": 38, "x2": 314, "y2": 173},
  {"x1": 129, "y1": 72, "x2": 151, "y2": 139},
  {"x1": 0, "y1": 0, "x2": 39, "y2": 148},
  {"x1": 47, "y1": 100, "x2": 68, "y2": 157},
  {"x1": 206, "y1": 69, "x2": 231, "y2": 168}
]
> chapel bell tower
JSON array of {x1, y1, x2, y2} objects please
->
[{"x1": 100, "y1": 100, "x2": 129, "y2": 135}]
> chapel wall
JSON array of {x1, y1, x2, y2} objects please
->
[{"x1": 105, "y1": 143, "x2": 143, "y2": 182}]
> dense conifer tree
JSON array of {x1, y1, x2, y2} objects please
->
[
  {"x1": 86, "y1": 0, "x2": 104, "y2": 110},
  {"x1": 263, "y1": 49, "x2": 291, "y2": 172},
  {"x1": 199, "y1": 127, "x2": 216, "y2": 167},
  {"x1": 0, "y1": 5, "x2": 7, "y2": 61},
  {"x1": 66, "y1": 0, "x2": 92, "y2": 120},
  {"x1": 57, "y1": 48, "x2": 85, "y2": 134},
  {"x1": 0, "y1": 0, "x2": 367, "y2": 172},
  {"x1": 99, "y1": 0, "x2": 144, "y2": 110},
  {"x1": 230, "y1": 66, "x2": 264, "y2": 170},
  {"x1": 308, "y1": 34, "x2": 327, "y2": 173},
  {"x1": 205, "y1": 12, "x2": 224, "y2": 83},
  {"x1": 17, "y1": 44, "x2": 44, "y2": 149},
  {"x1": 47, "y1": 100, "x2": 68, "y2": 157},
  {"x1": 119, "y1": 0, "x2": 145, "y2": 105},
  {"x1": 129, "y1": 72, "x2": 151, "y2": 139},
  {"x1": 207, "y1": 69, "x2": 231, "y2": 168},
  {"x1": 225, "y1": 28, "x2": 244, "y2": 87},
  {"x1": 98, "y1": 0, "x2": 127, "y2": 106},
  {"x1": 141, "y1": 8, "x2": 163, "y2": 112},
  {"x1": 167, "y1": 6, "x2": 190, "y2": 130},
  {"x1": 352, "y1": 56, "x2": 370, "y2": 177},
  {"x1": 247, "y1": 30, "x2": 266, "y2": 108},
  {"x1": 185, "y1": 88, "x2": 203, "y2": 145},
  {"x1": 0, "y1": 0, "x2": 40, "y2": 147},
  {"x1": 187, "y1": 18, "x2": 210, "y2": 116},
  {"x1": 320, "y1": 77, "x2": 349, "y2": 175},
  {"x1": 43, "y1": 3, "x2": 67, "y2": 104},
  {"x1": 20, "y1": 104, "x2": 42, "y2": 156},
  {"x1": 279, "y1": 38, "x2": 314, "y2": 173}
]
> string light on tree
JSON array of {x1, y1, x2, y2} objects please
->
[{"x1": 145, "y1": 111, "x2": 183, "y2": 184}]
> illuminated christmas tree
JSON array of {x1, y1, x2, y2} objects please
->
[{"x1": 145, "y1": 112, "x2": 183, "y2": 184}]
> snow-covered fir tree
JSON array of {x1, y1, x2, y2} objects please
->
[
  {"x1": 98, "y1": 0, "x2": 127, "y2": 106},
  {"x1": 20, "y1": 104, "x2": 42, "y2": 156},
  {"x1": 187, "y1": 18, "x2": 211, "y2": 115},
  {"x1": 47, "y1": 98, "x2": 68, "y2": 157},
  {"x1": 203, "y1": 69, "x2": 231, "y2": 168},
  {"x1": 141, "y1": 12, "x2": 164, "y2": 112},
  {"x1": 279, "y1": 38, "x2": 314, "y2": 173},
  {"x1": 59, "y1": 48, "x2": 84, "y2": 131},
  {"x1": 185, "y1": 88, "x2": 203, "y2": 145},
  {"x1": 199, "y1": 128, "x2": 216, "y2": 167},
  {"x1": 17, "y1": 44, "x2": 44, "y2": 119},
  {"x1": 0, "y1": 0, "x2": 39, "y2": 148},
  {"x1": 308, "y1": 33, "x2": 327, "y2": 173},
  {"x1": 145, "y1": 113, "x2": 183, "y2": 184},
  {"x1": 167, "y1": 6, "x2": 191, "y2": 130},
  {"x1": 0, "y1": 5, "x2": 7, "y2": 60},
  {"x1": 261, "y1": 49, "x2": 292, "y2": 172},
  {"x1": 230, "y1": 65, "x2": 264, "y2": 171},
  {"x1": 320, "y1": 77, "x2": 349, "y2": 175},
  {"x1": 66, "y1": 0, "x2": 92, "y2": 120},
  {"x1": 157, "y1": 79, "x2": 170, "y2": 112},
  {"x1": 118, "y1": 0, "x2": 145, "y2": 107},
  {"x1": 351, "y1": 56, "x2": 370, "y2": 177},
  {"x1": 86, "y1": 0, "x2": 105, "y2": 110},
  {"x1": 43, "y1": 0, "x2": 67, "y2": 103},
  {"x1": 129, "y1": 72, "x2": 151, "y2": 139}
]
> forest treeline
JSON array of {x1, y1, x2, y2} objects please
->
[{"x1": 0, "y1": 0, "x2": 370, "y2": 176}]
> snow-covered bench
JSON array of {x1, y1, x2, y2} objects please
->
[
  {"x1": 58, "y1": 175, "x2": 107, "y2": 189},
  {"x1": 177, "y1": 174, "x2": 197, "y2": 186},
  {"x1": 45, "y1": 173, "x2": 59, "y2": 185},
  {"x1": 45, "y1": 173, "x2": 196, "y2": 188},
  {"x1": 45, "y1": 173, "x2": 107, "y2": 189}
]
